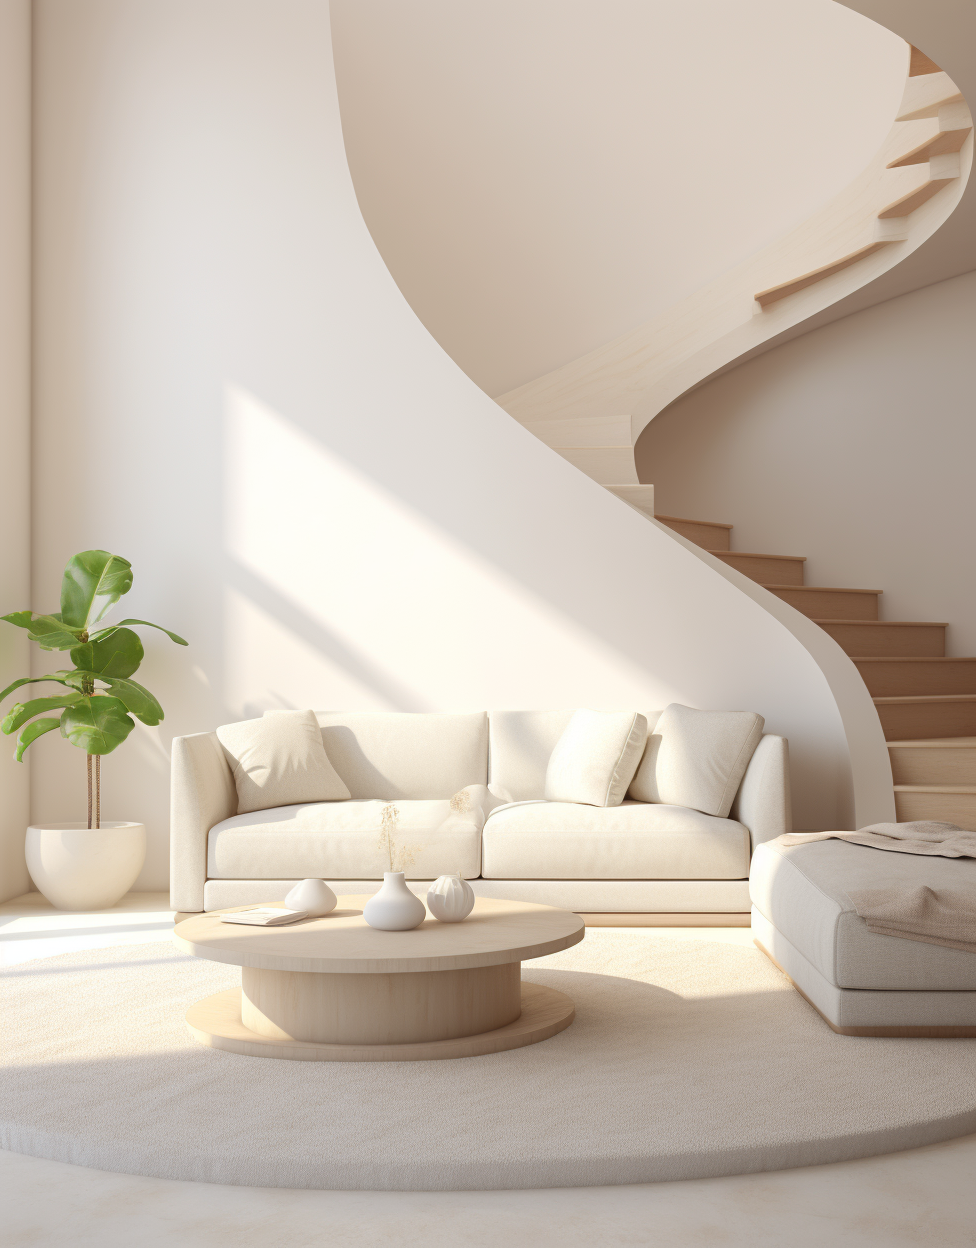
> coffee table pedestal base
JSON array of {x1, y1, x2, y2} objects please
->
[{"x1": 186, "y1": 980, "x2": 574, "y2": 1062}]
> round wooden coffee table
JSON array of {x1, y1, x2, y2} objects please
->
[{"x1": 174, "y1": 896, "x2": 584, "y2": 1062}]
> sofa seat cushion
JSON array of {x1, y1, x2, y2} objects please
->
[
  {"x1": 481, "y1": 800, "x2": 750, "y2": 880},
  {"x1": 750, "y1": 839, "x2": 976, "y2": 990},
  {"x1": 208, "y1": 797, "x2": 483, "y2": 880}
]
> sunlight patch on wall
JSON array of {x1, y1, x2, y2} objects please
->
[
  {"x1": 223, "y1": 386, "x2": 665, "y2": 710},
  {"x1": 221, "y1": 586, "x2": 402, "y2": 717}
]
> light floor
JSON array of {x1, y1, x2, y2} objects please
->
[{"x1": 3, "y1": 891, "x2": 975, "y2": 1247}]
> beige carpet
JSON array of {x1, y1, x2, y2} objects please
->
[{"x1": 3, "y1": 932, "x2": 976, "y2": 1190}]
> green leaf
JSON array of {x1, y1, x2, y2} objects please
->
[
  {"x1": 14, "y1": 717, "x2": 61, "y2": 761},
  {"x1": 97, "y1": 676, "x2": 163, "y2": 726},
  {"x1": 1, "y1": 612, "x2": 83, "y2": 650},
  {"x1": 2, "y1": 693, "x2": 83, "y2": 735},
  {"x1": 94, "y1": 618, "x2": 188, "y2": 646},
  {"x1": 70, "y1": 627, "x2": 144, "y2": 678},
  {"x1": 60, "y1": 696, "x2": 135, "y2": 755},
  {"x1": 60, "y1": 551, "x2": 133, "y2": 629},
  {"x1": 0, "y1": 672, "x2": 85, "y2": 704}
]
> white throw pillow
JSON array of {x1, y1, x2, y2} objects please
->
[
  {"x1": 216, "y1": 709, "x2": 351, "y2": 814},
  {"x1": 544, "y1": 710, "x2": 648, "y2": 807},
  {"x1": 628, "y1": 703, "x2": 764, "y2": 817}
]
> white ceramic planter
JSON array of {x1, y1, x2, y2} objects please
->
[
  {"x1": 362, "y1": 872, "x2": 427, "y2": 931},
  {"x1": 26, "y1": 822, "x2": 147, "y2": 911}
]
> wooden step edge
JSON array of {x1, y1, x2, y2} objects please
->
[
  {"x1": 873, "y1": 694, "x2": 976, "y2": 704},
  {"x1": 886, "y1": 126, "x2": 971, "y2": 169},
  {"x1": 893, "y1": 785, "x2": 976, "y2": 794},
  {"x1": 888, "y1": 737, "x2": 976, "y2": 748},
  {"x1": 810, "y1": 619, "x2": 948, "y2": 627},
  {"x1": 654, "y1": 513, "x2": 733, "y2": 529},
  {"x1": 878, "y1": 173, "x2": 957, "y2": 219},
  {"x1": 852, "y1": 656, "x2": 976, "y2": 663},
  {"x1": 754, "y1": 242, "x2": 891, "y2": 309},
  {"x1": 909, "y1": 46, "x2": 942, "y2": 77},
  {"x1": 763, "y1": 585, "x2": 883, "y2": 595},
  {"x1": 896, "y1": 71, "x2": 964, "y2": 122},
  {"x1": 715, "y1": 552, "x2": 806, "y2": 562}
]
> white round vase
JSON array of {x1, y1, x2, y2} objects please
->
[
  {"x1": 26, "y1": 822, "x2": 147, "y2": 911},
  {"x1": 284, "y1": 878, "x2": 338, "y2": 917},
  {"x1": 427, "y1": 873, "x2": 475, "y2": 922},
  {"x1": 362, "y1": 872, "x2": 427, "y2": 931}
]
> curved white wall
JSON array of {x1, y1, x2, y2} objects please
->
[
  {"x1": 0, "y1": 0, "x2": 31, "y2": 902},
  {"x1": 332, "y1": 0, "x2": 906, "y2": 398},
  {"x1": 637, "y1": 270, "x2": 976, "y2": 654},
  {"x1": 27, "y1": 0, "x2": 886, "y2": 888}
]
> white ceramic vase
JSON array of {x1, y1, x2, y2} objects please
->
[
  {"x1": 26, "y1": 822, "x2": 147, "y2": 911},
  {"x1": 362, "y1": 872, "x2": 427, "y2": 931},
  {"x1": 427, "y1": 873, "x2": 475, "y2": 922},
  {"x1": 284, "y1": 878, "x2": 338, "y2": 917}
]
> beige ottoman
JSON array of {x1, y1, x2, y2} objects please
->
[{"x1": 750, "y1": 838, "x2": 976, "y2": 1036}]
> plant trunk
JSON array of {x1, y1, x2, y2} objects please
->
[{"x1": 87, "y1": 753, "x2": 93, "y2": 830}]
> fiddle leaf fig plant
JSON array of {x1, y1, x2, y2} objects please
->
[{"x1": 0, "y1": 550, "x2": 188, "y2": 828}]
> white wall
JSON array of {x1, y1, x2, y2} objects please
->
[
  {"x1": 0, "y1": 0, "x2": 32, "y2": 901},
  {"x1": 637, "y1": 271, "x2": 976, "y2": 654},
  {"x1": 332, "y1": 0, "x2": 906, "y2": 398},
  {"x1": 30, "y1": 0, "x2": 889, "y2": 890}
]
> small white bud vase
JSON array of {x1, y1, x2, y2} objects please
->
[
  {"x1": 363, "y1": 872, "x2": 427, "y2": 931},
  {"x1": 427, "y1": 873, "x2": 475, "y2": 923},
  {"x1": 284, "y1": 878, "x2": 337, "y2": 917}
]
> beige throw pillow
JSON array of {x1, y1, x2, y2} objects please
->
[
  {"x1": 544, "y1": 710, "x2": 648, "y2": 807},
  {"x1": 628, "y1": 703, "x2": 764, "y2": 817},
  {"x1": 216, "y1": 709, "x2": 351, "y2": 814}
]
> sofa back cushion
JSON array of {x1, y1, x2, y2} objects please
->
[
  {"x1": 628, "y1": 703, "x2": 764, "y2": 818},
  {"x1": 544, "y1": 710, "x2": 648, "y2": 807},
  {"x1": 217, "y1": 710, "x2": 351, "y2": 814},
  {"x1": 307, "y1": 711, "x2": 488, "y2": 799},
  {"x1": 489, "y1": 710, "x2": 662, "y2": 802}
]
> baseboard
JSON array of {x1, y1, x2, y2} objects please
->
[
  {"x1": 753, "y1": 937, "x2": 976, "y2": 1038},
  {"x1": 580, "y1": 912, "x2": 751, "y2": 927}
]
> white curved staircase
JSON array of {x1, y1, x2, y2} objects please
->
[{"x1": 492, "y1": 40, "x2": 972, "y2": 827}]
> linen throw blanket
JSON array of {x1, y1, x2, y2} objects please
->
[
  {"x1": 776, "y1": 822, "x2": 976, "y2": 951},
  {"x1": 780, "y1": 821, "x2": 976, "y2": 858},
  {"x1": 841, "y1": 885, "x2": 976, "y2": 954}
]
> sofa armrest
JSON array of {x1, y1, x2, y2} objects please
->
[
  {"x1": 170, "y1": 731, "x2": 237, "y2": 913},
  {"x1": 729, "y1": 734, "x2": 792, "y2": 850}
]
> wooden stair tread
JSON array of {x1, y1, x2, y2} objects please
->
[
  {"x1": 754, "y1": 242, "x2": 892, "y2": 309},
  {"x1": 888, "y1": 737, "x2": 976, "y2": 748},
  {"x1": 716, "y1": 551, "x2": 806, "y2": 562},
  {"x1": 853, "y1": 656, "x2": 976, "y2": 662},
  {"x1": 873, "y1": 694, "x2": 976, "y2": 704},
  {"x1": 893, "y1": 785, "x2": 976, "y2": 794},
  {"x1": 887, "y1": 127, "x2": 971, "y2": 169},
  {"x1": 763, "y1": 585, "x2": 882, "y2": 594},
  {"x1": 811, "y1": 619, "x2": 949, "y2": 626},
  {"x1": 908, "y1": 46, "x2": 942, "y2": 76},
  {"x1": 654, "y1": 513, "x2": 733, "y2": 529},
  {"x1": 878, "y1": 173, "x2": 957, "y2": 219}
]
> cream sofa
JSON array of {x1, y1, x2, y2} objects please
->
[{"x1": 170, "y1": 709, "x2": 791, "y2": 916}]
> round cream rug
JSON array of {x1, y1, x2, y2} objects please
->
[{"x1": 3, "y1": 932, "x2": 976, "y2": 1190}]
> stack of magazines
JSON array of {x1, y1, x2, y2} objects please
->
[{"x1": 219, "y1": 907, "x2": 309, "y2": 926}]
